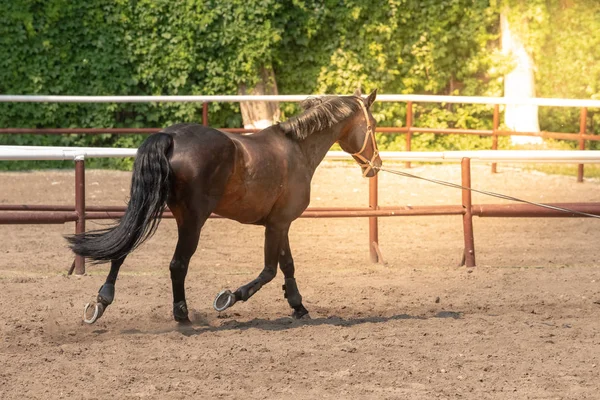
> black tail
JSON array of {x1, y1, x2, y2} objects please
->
[{"x1": 67, "y1": 132, "x2": 173, "y2": 262}]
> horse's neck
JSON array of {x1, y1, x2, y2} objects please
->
[{"x1": 297, "y1": 124, "x2": 343, "y2": 174}]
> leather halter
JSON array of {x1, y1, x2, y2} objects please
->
[{"x1": 351, "y1": 99, "x2": 379, "y2": 177}]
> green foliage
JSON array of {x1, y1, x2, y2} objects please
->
[{"x1": 273, "y1": 0, "x2": 503, "y2": 135}]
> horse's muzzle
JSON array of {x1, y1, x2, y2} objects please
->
[{"x1": 361, "y1": 154, "x2": 383, "y2": 178}]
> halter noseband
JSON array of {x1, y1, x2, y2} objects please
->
[{"x1": 351, "y1": 99, "x2": 379, "y2": 177}]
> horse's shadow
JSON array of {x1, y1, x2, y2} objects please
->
[{"x1": 116, "y1": 311, "x2": 462, "y2": 337}]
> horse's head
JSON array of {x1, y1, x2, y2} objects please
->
[{"x1": 337, "y1": 88, "x2": 382, "y2": 177}]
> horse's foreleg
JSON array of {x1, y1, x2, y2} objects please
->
[
  {"x1": 214, "y1": 224, "x2": 286, "y2": 312},
  {"x1": 233, "y1": 224, "x2": 285, "y2": 301},
  {"x1": 278, "y1": 234, "x2": 309, "y2": 319},
  {"x1": 83, "y1": 256, "x2": 126, "y2": 324}
]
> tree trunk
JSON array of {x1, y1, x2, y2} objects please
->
[
  {"x1": 501, "y1": 13, "x2": 542, "y2": 145},
  {"x1": 238, "y1": 65, "x2": 281, "y2": 130}
]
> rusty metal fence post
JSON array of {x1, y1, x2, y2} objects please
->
[
  {"x1": 202, "y1": 102, "x2": 209, "y2": 126},
  {"x1": 368, "y1": 174, "x2": 381, "y2": 263},
  {"x1": 73, "y1": 156, "x2": 86, "y2": 275},
  {"x1": 461, "y1": 157, "x2": 476, "y2": 267},
  {"x1": 578, "y1": 107, "x2": 587, "y2": 182},
  {"x1": 405, "y1": 101, "x2": 413, "y2": 169},
  {"x1": 491, "y1": 104, "x2": 499, "y2": 174}
]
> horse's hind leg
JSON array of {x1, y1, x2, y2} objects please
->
[
  {"x1": 278, "y1": 233, "x2": 309, "y2": 319},
  {"x1": 169, "y1": 207, "x2": 210, "y2": 324},
  {"x1": 83, "y1": 256, "x2": 126, "y2": 324}
]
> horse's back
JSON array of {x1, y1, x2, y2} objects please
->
[
  {"x1": 162, "y1": 123, "x2": 234, "y2": 160},
  {"x1": 161, "y1": 123, "x2": 226, "y2": 142},
  {"x1": 161, "y1": 124, "x2": 237, "y2": 208}
]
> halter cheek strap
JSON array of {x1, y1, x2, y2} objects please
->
[{"x1": 351, "y1": 99, "x2": 379, "y2": 177}]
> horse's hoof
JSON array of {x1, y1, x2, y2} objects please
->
[
  {"x1": 213, "y1": 289, "x2": 237, "y2": 312},
  {"x1": 173, "y1": 300, "x2": 190, "y2": 322},
  {"x1": 292, "y1": 311, "x2": 311, "y2": 320},
  {"x1": 175, "y1": 316, "x2": 192, "y2": 325},
  {"x1": 291, "y1": 307, "x2": 310, "y2": 320},
  {"x1": 83, "y1": 302, "x2": 105, "y2": 324}
]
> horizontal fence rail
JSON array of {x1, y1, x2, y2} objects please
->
[
  {"x1": 1, "y1": 94, "x2": 600, "y2": 107},
  {"x1": 4, "y1": 146, "x2": 600, "y2": 163},
  {"x1": 1, "y1": 127, "x2": 599, "y2": 144}
]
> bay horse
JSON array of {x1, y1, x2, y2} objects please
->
[{"x1": 68, "y1": 89, "x2": 381, "y2": 324}]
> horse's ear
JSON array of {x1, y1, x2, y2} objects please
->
[
  {"x1": 365, "y1": 89, "x2": 377, "y2": 108},
  {"x1": 353, "y1": 87, "x2": 362, "y2": 97}
]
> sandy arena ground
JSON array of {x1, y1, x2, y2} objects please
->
[{"x1": 1, "y1": 162, "x2": 599, "y2": 399}]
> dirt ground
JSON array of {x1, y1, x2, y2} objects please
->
[{"x1": 1, "y1": 162, "x2": 600, "y2": 399}]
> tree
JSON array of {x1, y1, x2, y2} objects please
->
[{"x1": 238, "y1": 66, "x2": 281, "y2": 129}]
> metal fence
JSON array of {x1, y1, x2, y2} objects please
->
[{"x1": 2, "y1": 94, "x2": 600, "y2": 273}]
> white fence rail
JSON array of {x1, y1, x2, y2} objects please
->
[
  {"x1": 2, "y1": 146, "x2": 600, "y2": 164},
  {"x1": 1, "y1": 94, "x2": 600, "y2": 108}
]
